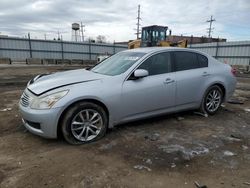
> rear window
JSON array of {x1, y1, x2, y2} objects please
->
[{"x1": 197, "y1": 54, "x2": 208, "y2": 67}]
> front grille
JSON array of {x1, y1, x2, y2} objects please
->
[{"x1": 20, "y1": 92, "x2": 30, "y2": 107}]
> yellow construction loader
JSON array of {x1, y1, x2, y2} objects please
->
[{"x1": 128, "y1": 25, "x2": 187, "y2": 49}]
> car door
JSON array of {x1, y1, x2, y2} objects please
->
[
  {"x1": 121, "y1": 52, "x2": 176, "y2": 120},
  {"x1": 173, "y1": 51, "x2": 209, "y2": 107}
]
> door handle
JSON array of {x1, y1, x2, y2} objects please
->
[
  {"x1": 164, "y1": 78, "x2": 175, "y2": 84},
  {"x1": 202, "y1": 72, "x2": 210, "y2": 77}
]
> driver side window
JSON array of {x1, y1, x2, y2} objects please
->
[{"x1": 138, "y1": 52, "x2": 172, "y2": 75}]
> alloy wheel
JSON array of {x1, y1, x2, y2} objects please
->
[
  {"x1": 205, "y1": 89, "x2": 222, "y2": 113},
  {"x1": 71, "y1": 109, "x2": 103, "y2": 142}
]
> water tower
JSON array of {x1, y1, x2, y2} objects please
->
[{"x1": 71, "y1": 23, "x2": 80, "y2": 42}]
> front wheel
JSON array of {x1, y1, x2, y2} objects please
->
[
  {"x1": 200, "y1": 85, "x2": 223, "y2": 115},
  {"x1": 61, "y1": 102, "x2": 108, "y2": 145}
]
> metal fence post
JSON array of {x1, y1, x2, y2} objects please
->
[
  {"x1": 61, "y1": 40, "x2": 64, "y2": 61},
  {"x1": 113, "y1": 41, "x2": 116, "y2": 54},
  {"x1": 28, "y1": 33, "x2": 32, "y2": 58},
  {"x1": 88, "y1": 41, "x2": 91, "y2": 60},
  {"x1": 0, "y1": 37, "x2": 1, "y2": 58},
  {"x1": 247, "y1": 59, "x2": 250, "y2": 72},
  {"x1": 190, "y1": 35, "x2": 193, "y2": 48},
  {"x1": 215, "y1": 39, "x2": 219, "y2": 59}
]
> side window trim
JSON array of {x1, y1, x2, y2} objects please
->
[{"x1": 171, "y1": 52, "x2": 177, "y2": 72}]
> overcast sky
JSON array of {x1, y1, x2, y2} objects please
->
[{"x1": 0, "y1": 0, "x2": 249, "y2": 42}]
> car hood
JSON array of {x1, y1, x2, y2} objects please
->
[{"x1": 28, "y1": 69, "x2": 106, "y2": 95}]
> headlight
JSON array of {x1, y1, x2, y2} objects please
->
[{"x1": 30, "y1": 90, "x2": 69, "y2": 109}]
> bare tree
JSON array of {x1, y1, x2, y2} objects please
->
[{"x1": 96, "y1": 35, "x2": 106, "y2": 43}]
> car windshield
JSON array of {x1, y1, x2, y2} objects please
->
[{"x1": 91, "y1": 51, "x2": 146, "y2": 76}]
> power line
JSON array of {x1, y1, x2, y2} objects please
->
[
  {"x1": 135, "y1": 4, "x2": 141, "y2": 39},
  {"x1": 180, "y1": 29, "x2": 207, "y2": 36},
  {"x1": 207, "y1": 15, "x2": 216, "y2": 38}
]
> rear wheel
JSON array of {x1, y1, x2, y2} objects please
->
[
  {"x1": 200, "y1": 85, "x2": 223, "y2": 115},
  {"x1": 61, "y1": 102, "x2": 108, "y2": 145}
]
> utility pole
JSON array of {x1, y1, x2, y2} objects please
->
[
  {"x1": 135, "y1": 4, "x2": 141, "y2": 39},
  {"x1": 28, "y1": 33, "x2": 32, "y2": 58},
  {"x1": 80, "y1": 21, "x2": 85, "y2": 42},
  {"x1": 206, "y1": 15, "x2": 216, "y2": 38}
]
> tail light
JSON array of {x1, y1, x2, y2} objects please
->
[{"x1": 231, "y1": 67, "x2": 237, "y2": 76}]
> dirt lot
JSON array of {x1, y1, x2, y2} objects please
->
[{"x1": 0, "y1": 65, "x2": 250, "y2": 188}]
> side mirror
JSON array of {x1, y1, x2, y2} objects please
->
[{"x1": 134, "y1": 69, "x2": 149, "y2": 78}]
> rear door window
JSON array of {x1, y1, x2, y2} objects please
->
[{"x1": 173, "y1": 51, "x2": 199, "y2": 71}]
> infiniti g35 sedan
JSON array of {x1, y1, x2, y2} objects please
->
[{"x1": 19, "y1": 47, "x2": 236, "y2": 144}]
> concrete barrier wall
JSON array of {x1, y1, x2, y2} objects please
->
[{"x1": 0, "y1": 58, "x2": 11, "y2": 64}]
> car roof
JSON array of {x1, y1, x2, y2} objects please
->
[{"x1": 124, "y1": 47, "x2": 207, "y2": 56}]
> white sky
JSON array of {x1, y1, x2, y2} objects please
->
[{"x1": 0, "y1": 0, "x2": 249, "y2": 42}]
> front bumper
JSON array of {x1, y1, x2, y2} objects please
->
[{"x1": 19, "y1": 102, "x2": 62, "y2": 139}]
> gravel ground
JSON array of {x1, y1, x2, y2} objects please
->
[{"x1": 0, "y1": 65, "x2": 250, "y2": 188}]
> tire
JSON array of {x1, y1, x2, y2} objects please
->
[
  {"x1": 61, "y1": 102, "x2": 108, "y2": 145},
  {"x1": 200, "y1": 85, "x2": 223, "y2": 115}
]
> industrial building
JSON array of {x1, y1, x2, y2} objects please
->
[{"x1": 167, "y1": 35, "x2": 226, "y2": 45}]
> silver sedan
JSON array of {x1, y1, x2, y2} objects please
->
[{"x1": 19, "y1": 47, "x2": 236, "y2": 144}]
